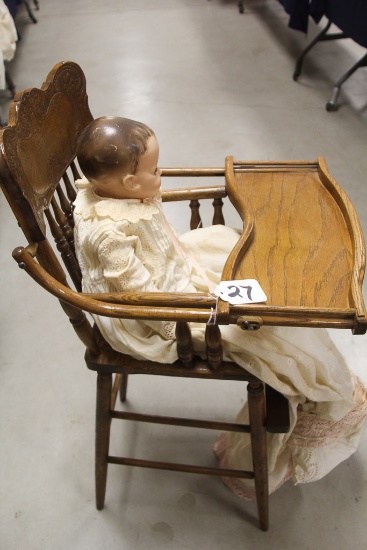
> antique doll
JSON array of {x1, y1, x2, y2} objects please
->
[{"x1": 73, "y1": 116, "x2": 367, "y2": 499}]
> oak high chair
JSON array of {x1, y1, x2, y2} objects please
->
[{"x1": 1, "y1": 61, "x2": 294, "y2": 533}]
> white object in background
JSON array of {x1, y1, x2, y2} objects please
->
[{"x1": 0, "y1": 0, "x2": 17, "y2": 89}]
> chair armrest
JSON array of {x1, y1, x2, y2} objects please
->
[
  {"x1": 161, "y1": 184, "x2": 226, "y2": 202},
  {"x1": 84, "y1": 290, "x2": 215, "y2": 308},
  {"x1": 12, "y1": 245, "x2": 215, "y2": 323},
  {"x1": 161, "y1": 167, "x2": 224, "y2": 178}
]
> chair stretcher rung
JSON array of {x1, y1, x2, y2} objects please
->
[
  {"x1": 108, "y1": 455, "x2": 254, "y2": 478},
  {"x1": 110, "y1": 409, "x2": 251, "y2": 433}
]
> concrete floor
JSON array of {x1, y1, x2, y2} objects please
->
[{"x1": 1, "y1": 1, "x2": 367, "y2": 549}]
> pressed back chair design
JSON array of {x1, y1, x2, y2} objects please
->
[{"x1": 0, "y1": 61, "x2": 290, "y2": 532}]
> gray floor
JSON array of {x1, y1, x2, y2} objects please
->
[{"x1": 1, "y1": 1, "x2": 367, "y2": 549}]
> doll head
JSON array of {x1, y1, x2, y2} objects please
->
[{"x1": 76, "y1": 116, "x2": 161, "y2": 200}]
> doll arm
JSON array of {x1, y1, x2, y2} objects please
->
[
  {"x1": 97, "y1": 231, "x2": 175, "y2": 339},
  {"x1": 97, "y1": 231, "x2": 159, "y2": 293}
]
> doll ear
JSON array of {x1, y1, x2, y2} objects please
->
[{"x1": 122, "y1": 173, "x2": 140, "y2": 191}]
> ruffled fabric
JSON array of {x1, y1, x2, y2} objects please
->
[
  {"x1": 74, "y1": 177, "x2": 161, "y2": 223},
  {"x1": 214, "y1": 376, "x2": 367, "y2": 499},
  {"x1": 73, "y1": 182, "x2": 196, "y2": 359}
]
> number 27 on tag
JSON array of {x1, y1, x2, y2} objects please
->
[{"x1": 215, "y1": 279, "x2": 267, "y2": 305}]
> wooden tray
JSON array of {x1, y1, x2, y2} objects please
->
[{"x1": 221, "y1": 157, "x2": 366, "y2": 334}]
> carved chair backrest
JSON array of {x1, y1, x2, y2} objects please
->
[
  {"x1": 0, "y1": 61, "x2": 93, "y2": 289},
  {"x1": 0, "y1": 61, "x2": 227, "y2": 367},
  {"x1": 0, "y1": 62, "x2": 103, "y2": 354}
]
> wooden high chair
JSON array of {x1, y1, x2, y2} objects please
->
[
  {"x1": 0, "y1": 61, "x2": 292, "y2": 532},
  {"x1": 0, "y1": 62, "x2": 366, "y2": 530}
]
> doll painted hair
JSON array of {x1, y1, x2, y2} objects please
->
[{"x1": 76, "y1": 116, "x2": 155, "y2": 183}]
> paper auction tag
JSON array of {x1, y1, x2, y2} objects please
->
[{"x1": 215, "y1": 279, "x2": 267, "y2": 305}]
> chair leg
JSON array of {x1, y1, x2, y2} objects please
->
[
  {"x1": 95, "y1": 373, "x2": 112, "y2": 510},
  {"x1": 119, "y1": 374, "x2": 128, "y2": 402},
  {"x1": 248, "y1": 379, "x2": 269, "y2": 531}
]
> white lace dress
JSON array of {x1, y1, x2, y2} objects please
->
[{"x1": 73, "y1": 181, "x2": 367, "y2": 498}]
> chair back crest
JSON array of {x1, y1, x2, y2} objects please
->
[
  {"x1": 0, "y1": 61, "x2": 93, "y2": 244},
  {"x1": 0, "y1": 61, "x2": 101, "y2": 354}
]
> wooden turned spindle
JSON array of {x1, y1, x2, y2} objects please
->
[
  {"x1": 45, "y1": 207, "x2": 69, "y2": 253},
  {"x1": 176, "y1": 321, "x2": 194, "y2": 368},
  {"x1": 205, "y1": 324, "x2": 223, "y2": 370},
  {"x1": 212, "y1": 197, "x2": 225, "y2": 225},
  {"x1": 189, "y1": 199, "x2": 202, "y2": 230},
  {"x1": 70, "y1": 160, "x2": 82, "y2": 181},
  {"x1": 61, "y1": 301, "x2": 99, "y2": 356},
  {"x1": 51, "y1": 196, "x2": 75, "y2": 249},
  {"x1": 62, "y1": 171, "x2": 77, "y2": 203},
  {"x1": 45, "y1": 206, "x2": 82, "y2": 290},
  {"x1": 57, "y1": 183, "x2": 74, "y2": 227}
]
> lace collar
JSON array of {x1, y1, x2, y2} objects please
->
[{"x1": 73, "y1": 177, "x2": 162, "y2": 223}]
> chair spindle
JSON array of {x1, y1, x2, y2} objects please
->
[
  {"x1": 70, "y1": 160, "x2": 82, "y2": 181},
  {"x1": 176, "y1": 321, "x2": 194, "y2": 367},
  {"x1": 205, "y1": 324, "x2": 223, "y2": 370},
  {"x1": 51, "y1": 196, "x2": 75, "y2": 250},
  {"x1": 45, "y1": 205, "x2": 82, "y2": 291},
  {"x1": 59, "y1": 300, "x2": 100, "y2": 356},
  {"x1": 62, "y1": 171, "x2": 77, "y2": 204},
  {"x1": 189, "y1": 199, "x2": 202, "y2": 230},
  {"x1": 57, "y1": 183, "x2": 74, "y2": 227},
  {"x1": 212, "y1": 197, "x2": 225, "y2": 225}
]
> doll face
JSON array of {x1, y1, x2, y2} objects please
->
[
  {"x1": 132, "y1": 135, "x2": 162, "y2": 199},
  {"x1": 94, "y1": 135, "x2": 161, "y2": 200}
]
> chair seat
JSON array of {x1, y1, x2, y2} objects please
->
[
  {"x1": 86, "y1": 324, "x2": 258, "y2": 381},
  {"x1": 86, "y1": 325, "x2": 290, "y2": 434}
]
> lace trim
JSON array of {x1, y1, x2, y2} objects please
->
[
  {"x1": 213, "y1": 432, "x2": 293, "y2": 500},
  {"x1": 213, "y1": 377, "x2": 367, "y2": 498},
  {"x1": 161, "y1": 321, "x2": 176, "y2": 340},
  {"x1": 288, "y1": 377, "x2": 367, "y2": 448},
  {"x1": 73, "y1": 178, "x2": 161, "y2": 223},
  {"x1": 75, "y1": 177, "x2": 95, "y2": 190}
]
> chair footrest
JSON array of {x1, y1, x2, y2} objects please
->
[
  {"x1": 108, "y1": 455, "x2": 254, "y2": 479},
  {"x1": 111, "y1": 409, "x2": 251, "y2": 433}
]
